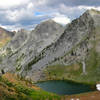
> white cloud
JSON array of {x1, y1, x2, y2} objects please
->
[
  {"x1": 36, "y1": 0, "x2": 47, "y2": 5},
  {"x1": 52, "y1": 14, "x2": 71, "y2": 25},
  {"x1": 6, "y1": 4, "x2": 34, "y2": 22},
  {"x1": 78, "y1": 6, "x2": 100, "y2": 11},
  {"x1": 0, "y1": 0, "x2": 30, "y2": 9},
  {"x1": 4, "y1": 0, "x2": 47, "y2": 23},
  {"x1": 27, "y1": 2, "x2": 34, "y2": 9},
  {"x1": 0, "y1": 24, "x2": 23, "y2": 31},
  {"x1": 0, "y1": 0, "x2": 100, "y2": 31},
  {"x1": 0, "y1": 24, "x2": 7, "y2": 29}
]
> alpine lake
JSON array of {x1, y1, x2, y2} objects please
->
[{"x1": 36, "y1": 80, "x2": 96, "y2": 95}]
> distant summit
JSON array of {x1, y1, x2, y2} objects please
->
[
  {"x1": 0, "y1": 27, "x2": 14, "y2": 48},
  {"x1": 0, "y1": 27, "x2": 14, "y2": 37}
]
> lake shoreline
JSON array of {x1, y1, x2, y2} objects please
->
[
  {"x1": 35, "y1": 78, "x2": 96, "y2": 86},
  {"x1": 36, "y1": 80, "x2": 96, "y2": 95}
]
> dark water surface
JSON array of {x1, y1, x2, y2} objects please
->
[{"x1": 36, "y1": 80, "x2": 95, "y2": 95}]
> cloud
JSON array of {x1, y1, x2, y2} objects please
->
[
  {"x1": 78, "y1": 6, "x2": 100, "y2": 11},
  {"x1": 0, "y1": 0, "x2": 30, "y2": 9},
  {"x1": 52, "y1": 14, "x2": 71, "y2": 25},
  {"x1": 46, "y1": 0, "x2": 100, "y2": 7},
  {"x1": 0, "y1": 0, "x2": 100, "y2": 31}
]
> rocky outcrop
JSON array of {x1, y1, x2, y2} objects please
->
[{"x1": 5, "y1": 29, "x2": 30, "y2": 51}]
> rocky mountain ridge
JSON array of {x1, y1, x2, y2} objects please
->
[
  {"x1": 0, "y1": 19, "x2": 64, "y2": 78},
  {"x1": 0, "y1": 9, "x2": 100, "y2": 84}
]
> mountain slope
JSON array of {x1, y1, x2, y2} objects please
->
[
  {"x1": 0, "y1": 19, "x2": 64, "y2": 76},
  {"x1": 1, "y1": 9, "x2": 100, "y2": 84},
  {"x1": 43, "y1": 9, "x2": 100, "y2": 84},
  {"x1": 0, "y1": 73, "x2": 60, "y2": 100},
  {"x1": 16, "y1": 9, "x2": 95, "y2": 81},
  {"x1": 0, "y1": 27, "x2": 14, "y2": 48},
  {"x1": 4, "y1": 29, "x2": 30, "y2": 52},
  {"x1": 19, "y1": 9, "x2": 100, "y2": 83}
]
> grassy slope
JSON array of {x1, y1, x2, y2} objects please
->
[
  {"x1": 0, "y1": 73, "x2": 60, "y2": 100},
  {"x1": 0, "y1": 73, "x2": 98, "y2": 100}
]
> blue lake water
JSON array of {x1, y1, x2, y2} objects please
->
[{"x1": 37, "y1": 80, "x2": 95, "y2": 95}]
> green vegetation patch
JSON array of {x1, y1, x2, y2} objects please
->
[
  {"x1": 0, "y1": 75, "x2": 60, "y2": 100},
  {"x1": 44, "y1": 63, "x2": 83, "y2": 81}
]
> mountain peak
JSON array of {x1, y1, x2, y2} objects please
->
[
  {"x1": 88, "y1": 9, "x2": 100, "y2": 13},
  {"x1": 18, "y1": 29, "x2": 28, "y2": 33},
  {"x1": 41, "y1": 19, "x2": 56, "y2": 23},
  {"x1": 0, "y1": 27, "x2": 15, "y2": 48},
  {"x1": 33, "y1": 19, "x2": 63, "y2": 36},
  {"x1": 84, "y1": 9, "x2": 100, "y2": 16},
  {"x1": 0, "y1": 26, "x2": 14, "y2": 37}
]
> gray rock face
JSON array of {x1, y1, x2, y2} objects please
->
[
  {"x1": 5, "y1": 29, "x2": 30, "y2": 51},
  {"x1": 1, "y1": 9, "x2": 100, "y2": 82}
]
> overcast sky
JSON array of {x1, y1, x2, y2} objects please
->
[{"x1": 0, "y1": 0, "x2": 100, "y2": 31}]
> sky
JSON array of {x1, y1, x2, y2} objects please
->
[{"x1": 0, "y1": 0, "x2": 100, "y2": 31}]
